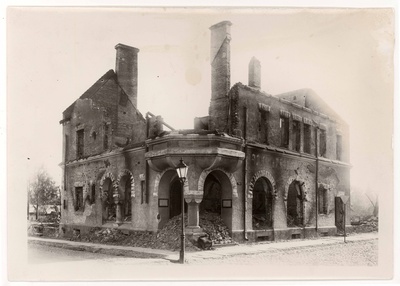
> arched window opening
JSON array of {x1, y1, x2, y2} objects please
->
[
  {"x1": 252, "y1": 178, "x2": 273, "y2": 229},
  {"x1": 287, "y1": 180, "x2": 305, "y2": 227}
]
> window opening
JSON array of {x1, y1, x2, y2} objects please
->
[
  {"x1": 303, "y1": 124, "x2": 312, "y2": 154},
  {"x1": 319, "y1": 129, "x2": 327, "y2": 157},
  {"x1": 292, "y1": 120, "x2": 301, "y2": 152},
  {"x1": 280, "y1": 117, "x2": 289, "y2": 148},
  {"x1": 103, "y1": 124, "x2": 109, "y2": 150},
  {"x1": 75, "y1": 187, "x2": 83, "y2": 211},
  {"x1": 76, "y1": 129, "x2": 84, "y2": 158},
  {"x1": 318, "y1": 188, "x2": 328, "y2": 214},
  {"x1": 336, "y1": 134, "x2": 342, "y2": 160}
]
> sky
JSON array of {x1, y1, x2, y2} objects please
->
[{"x1": 6, "y1": 7, "x2": 394, "y2": 197}]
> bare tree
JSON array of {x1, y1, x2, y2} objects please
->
[{"x1": 365, "y1": 192, "x2": 379, "y2": 217}]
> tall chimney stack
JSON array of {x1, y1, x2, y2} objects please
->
[
  {"x1": 248, "y1": 57, "x2": 261, "y2": 89},
  {"x1": 115, "y1": 44, "x2": 139, "y2": 108},
  {"x1": 209, "y1": 21, "x2": 232, "y2": 131}
]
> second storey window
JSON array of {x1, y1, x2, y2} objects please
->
[
  {"x1": 103, "y1": 124, "x2": 109, "y2": 150},
  {"x1": 336, "y1": 134, "x2": 342, "y2": 160},
  {"x1": 65, "y1": 134, "x2": 69, "y2": 160},
  {"x1": 259, "y1": 110, "x2": 268, "y2": 144},
  {"x1": 280, "y1": 117, "x2": 289, "y2": 148},
  {"x1": 292, "y1": 120, "x2": 301, "y2": 152},
  {"x1": 76, "y1": 129, "x2": 84, "y2": 158},
  {"x1": 319, "y1": 129, "x2": 327, "y2": 157},
  {"x1": 303, "y1": 123, "x2": 312, "y2": 154}
]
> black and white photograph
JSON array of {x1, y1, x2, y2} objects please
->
[{"x1": 4, "y1": 3, "x2": 397, "y2": 283}]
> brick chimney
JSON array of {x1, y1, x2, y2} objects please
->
[
  {"x1": 115, "y1": 44, "x2": 139, "y2": 108},
  {"x1": 248, "y1": 57, "x2": 261, "y2": 89},
  {"x1": 209, "y1": 21, "x2": 232, "y2": 131}
]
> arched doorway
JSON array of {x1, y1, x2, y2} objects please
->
[
  {"x1": 200, "y1": 173, "x2": 222, "y2": 214},
  {"x1": 252, "y1": 177, "x2": 273, "y2": 229},
  {"x1": 200, "y1": 170, "x2": 233, "y2": 230},
  {"x1": 157, "y1": 169, "x2": 187, "y2": 229},
  {"x1": 102, "y1": 177, "x2": 116, "y2": 222},
  {"x1": 169, "y1": 179, "x2": 187, "y2": 218},
  {"x1": 287, "y1": 180, "x2": 304, "y2": 227},
  {"x1": 119, "y1": 175, "x2": 132, "y2": 222}
]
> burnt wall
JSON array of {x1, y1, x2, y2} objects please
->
[
  {"x1": 61, "y1": 148, "x2": 150, "y2": 229},
  {"x1": 63, "y1": 98, "x2": 111, "y2": 162},
  {"x1": 116, "y1": 91, "x2": 146, "y2": 146},
  {"x1": 244, "y1": 146, "x2": 351, "y2": 230},
  {"x1": 229, "y1": 83, "x2": 350, "y2": 163}
]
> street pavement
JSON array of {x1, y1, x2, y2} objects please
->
[{"x1": 28, "y1": 232, "x2": 378, "y2": 263}]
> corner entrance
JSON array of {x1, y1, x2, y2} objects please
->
[
  {"x1": 169, "y1": 179, "x2": 187, "y2": 218},
  {"x1": 200, "y1": 170, "x2": 233, "y2": 230}
]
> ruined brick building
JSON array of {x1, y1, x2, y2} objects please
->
[{"x1": 60, "y1": 21, "x2": 351, "y2": 242}]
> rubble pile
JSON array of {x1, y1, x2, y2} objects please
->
[
  {"x1": 79, "y1": 215, "x2": 199, "y2": 251},
  {"x1": 199, "y1": 212, "x2": 233, "y2": 245},
  {"x1": 152, "y1": 215, "x2": 199, "y2": 251},
  {"x1": 66, "y1": 213, "x2": 234, "y2": 250},
  {"x1": 351, "y1": 216, "x2": 378, "y2": 233}
]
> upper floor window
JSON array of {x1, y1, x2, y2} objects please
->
[
  {"x1": 76, "y1": 129, "x2": 84, "y2": 158},
  {"x1": 280, "y1": 117, "x2": 289, "y2": 148},
  {"x1": 292, "y1": 120, "x2": 301, "y2": 152},
  {"x1": 319, "y1": 129, "x2": 327, "y2": 157},
  {"x1": 336, "y1": 134, "x2": 342, "y2": 160},
  {"x1": 103, "y1": 124, "x2": 109, "y2": 150},
  {"x1": 259, "y1": 110, "x2": 268, "y2": 144},
  {"x1": 303, "y1": 123, "x2": 312, "y2": 154},
  {"x1": 64, "y1": 134, "x2": 69, "y2": 159}
]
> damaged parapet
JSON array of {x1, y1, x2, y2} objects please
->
[
  {"x1": 194, "y1": 116, "x2": 210, "y2": 130},
  {"x1": 248, "y1": 57, "x2": 261, "y2": 89},
  {"x1": 147, "y1": 115, "x2": 164, "y2": 138}
]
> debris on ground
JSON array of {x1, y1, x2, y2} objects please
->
[
  {"x1": 351, "y1": 216, "x2": 378, "y2": 233},
  {"x1": 66, "y1": 212, "x2": 234, "y2": 251},
  {"x1": 77, "y1": 215, "x2": 199, "y2": 251},
  {"x1": 199, "y1": 212, "x2": 233, "y2": 245}
]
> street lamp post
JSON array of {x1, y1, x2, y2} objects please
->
[{"x1": 176, "y1": 158, "x2": 188, "y2": 264}]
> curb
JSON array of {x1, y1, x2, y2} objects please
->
[{"x1": 28, "y1": 238, "x2": 174, "y2": 260}]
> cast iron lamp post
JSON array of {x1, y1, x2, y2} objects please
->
[{"x1": 176, "y1": 158, "x2": 188, "y2": 264}]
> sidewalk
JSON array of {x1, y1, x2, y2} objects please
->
[{"x1": 28, "y1": 232, "x2": 378, "y2": 262}]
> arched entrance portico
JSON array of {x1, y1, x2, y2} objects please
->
[
  {"x1": 157, "y1": 169, "x2": 188, "y2": 229},
  {"x1": 199, "y1": 170, "x2": 233, "y2": 230}
]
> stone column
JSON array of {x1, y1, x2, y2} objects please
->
[
  {"x1": 102, "y1": 192, "x2": 108, "y2": 220},
  {"x1": 116, "y1": 203, "x2": 122, "y2": 224},
  {"x1": 187, "y1": 202, "x2": 200, "y2": 228}
]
